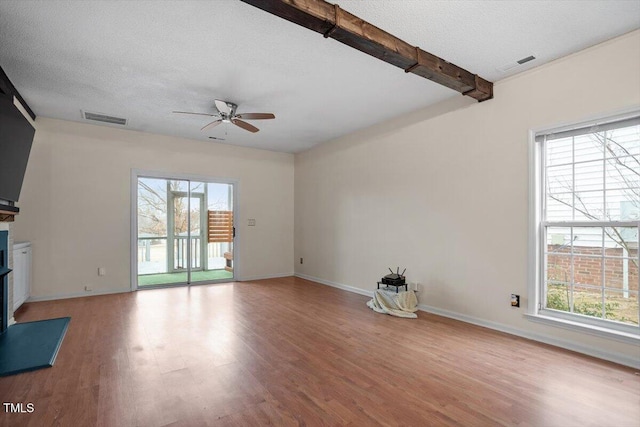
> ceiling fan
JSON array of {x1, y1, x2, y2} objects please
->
[{"x1": 173, "y1": 100, "x2": 275, "y2": 133}]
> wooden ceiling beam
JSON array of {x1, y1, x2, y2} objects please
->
[{"x1": 241, "y1": 0, "x2": 493, "y2": 102}]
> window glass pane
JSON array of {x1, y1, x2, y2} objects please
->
[
  {"x1": 605, "y1": 155, "x2": 640, "y2": 191},
  {"x1": 546, "y1": 197, "x2": 573, "y2": 221},
  {"x1": 604, "y1": 257, "x2": 637, "y2": 290},
  {"x1": 546, "y1": 162, "x2": 574, "y2": 221},
  {"x1": 605, "y1": 227, "x2": 639, "y2": 256},
  {"x1": 605, "y1": 290, "x2": 638, "y2": 325},
  {"x1": 605, "y1": 190, "x2": 639, "y2": 222},
  {"x1": 546, "y1": 227, "x2": 572, "y2": 254},
  {"x1": 138, "y1": 178, "x2": 168, "y2": 238},
  {"x1": 574, "y1": 134, "x2": 603, "y2": 163},
  {"x1": 619, "y1": 202, "x2": 640, "y2": 222},
  {"x1": 547, "y1": 164, "x2": 573, "y2": 195},
  {"x1": 573, "y1": 255, "x2": 602, "y2": 288},
  {"x1": 573, "y1": 284, "x2": 603, "y2": 318},
  {"x1": 546, "y1": 137, "x2": 573, "y2": 167},
  {"x1": 137, "y1": 177, "x2": 169, "y2": 277},
  {"x1": 169, "y1": 180, "x2": 188, "y2": 192},
  {"x1": 574, "y1": 160, "x2": 603, "y2": 192},
  {"x1": 206, "y1": 183, "x2": 234, "y2": 277},
  {"x1": 546, "y1": 283, "x2": 571, "y2": 313},
  {"x1": 573, "y1": 190, "x2": 603, "y2": 221},
  {"x1": 546, "y1": 254, "x2": 571, "y2": 285},
  {"x1": 573, "y1": 227, "x2": 603, "y2": 255},
  {"x1": 189, "y1": 181, "x2": 205, "y2": 195},
  {"x1": 545, "y1": 226, "x2": 572, "y2": 311},
  {"x1": 606, "y1": 124, "x2": 640, "y2": 158}
]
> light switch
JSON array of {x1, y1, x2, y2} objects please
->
[{"x1": 248, "y1": 219, "x2": 256, "y2": 226}]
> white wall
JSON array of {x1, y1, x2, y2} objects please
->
[
  {"x1": 295, "y1": 31, "x2": 640, "y2": 365},
  {"x1": 13, "y1": 118, "x2": 294, "y2": 298}
]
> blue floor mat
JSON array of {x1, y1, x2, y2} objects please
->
[{"x1": 0, "y1": 317, "x2": 70, "y2": 377}]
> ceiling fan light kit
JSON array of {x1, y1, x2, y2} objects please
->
[{"x1": 173, "y1": 99, "x2": 276, "y2": 135}]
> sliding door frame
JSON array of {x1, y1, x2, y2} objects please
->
[
  {"x1": 167, "y1": 190, "x2": 206, "y2": 275},
  {"x1": 130, "y1": 169, "x2": 239, "y2": 291}
]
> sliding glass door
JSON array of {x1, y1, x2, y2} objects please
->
[{"x1": 134, "y1": 174, "x2": 235, "y2": 288}]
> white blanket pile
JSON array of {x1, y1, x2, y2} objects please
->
[{"x1": 366, "y1": 289, "x2": 418, "y2": 318}]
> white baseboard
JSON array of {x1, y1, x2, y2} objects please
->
[
  {"x1": 239, "y1": 272, "x2": 295, "y2": 282},
  {"x1": 28, "y1": 275, "x2": 295, "y2": 301},
  {"x1": 418, "y1": 304, "x2": 639, "y2": 369},
  {"x1": 296, "y1": 273, "x2": 639, "y2": 369},
  {"x1": 295, "y1": 273, "x2": 374, "y2": 297},
  {"x1": 28, "y1": 287, "x2": 131, "y2": 302}
]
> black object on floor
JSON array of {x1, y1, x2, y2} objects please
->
[
  {"x1": 378, "y1": 267, "x2": 407, "y2": 293},
  {"x1": 0, "y1": 317, "x2": 70, "y2": 377}
]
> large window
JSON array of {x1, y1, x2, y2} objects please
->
[{"x1": 531, "y1": 113, "x2": 639, "y2": 337}]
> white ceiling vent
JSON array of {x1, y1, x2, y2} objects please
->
[
  {"x1": 82, "y1": 110, "x2": 127, "y2": 126},
  {"x1": 497, "y1": 55, "x2": 536, "y2": 73}
]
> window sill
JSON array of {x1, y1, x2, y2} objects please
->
[{"x1": 524, "y1": 313, "x2": 640, "y2": 345}]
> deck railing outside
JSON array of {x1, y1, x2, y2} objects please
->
[{"x1": 138, "y1": 237, "x2": 229, "y2": 274}]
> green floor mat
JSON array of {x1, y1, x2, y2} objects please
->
[{"x1": 0, "y1": 317, "x2": 70, "y2": 377}]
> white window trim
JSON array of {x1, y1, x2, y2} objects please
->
[{"x1": 527, "y1": 109, "x2": 640, "y2": 343}]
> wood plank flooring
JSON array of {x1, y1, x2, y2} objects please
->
[{"x1": 1, "y1": 276, "x2": 639, "y2": 426}]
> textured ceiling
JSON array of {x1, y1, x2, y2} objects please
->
[{"x1": 0, "y1": 1, "x2": 638, "y2": 153}]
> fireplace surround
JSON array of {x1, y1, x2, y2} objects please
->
[{"x1": 0, "y1": 230, "x2": 10, "y2": 333}]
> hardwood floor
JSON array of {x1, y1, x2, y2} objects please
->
[{"x1": 1, "y1": 276, "x2": 638, "y2": 426}]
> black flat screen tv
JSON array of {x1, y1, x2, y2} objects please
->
[{"x1": 0, "y1": 94, "x2": 35, "y2": 207}]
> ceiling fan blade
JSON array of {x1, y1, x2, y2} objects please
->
[
  {"x1": 232, "y1": 119, "x2": 259, "y2": 133},
  {"x1": 235, "y1": 113, "x2": 275, "y2": 120},
  {"x1": 172, "y1": 111, "x2": 217, "y2": 117},
  {"x1": 214, "y1": 99, "x2": 231, "y2": 115},
  {"x1": 201, "y1": 120, "x2": 223, "y2": 131}
]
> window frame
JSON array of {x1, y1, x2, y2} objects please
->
[{"x1": 528, "y1": 110, "x2": 640, "y2": 342}]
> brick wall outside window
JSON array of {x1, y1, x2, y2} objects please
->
[{"x1": 547, "y1": 245, "x2": 639, "y2": 291}]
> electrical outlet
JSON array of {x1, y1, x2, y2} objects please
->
[
  {"x1": 300, "y1": 257, "x2": 303, "y2": 264},
  {"x1": 84, "y1": 285, "x2": 93, "y2": 292},
  {"x1": 98, "y1": 267, "x2": 106, "y2": 276},
  {"x1": 511, "y1": 294, "x2": 520, "y2": 307},
  {"x1": 248, "y1": 219, "x2": 256, "y2": 226}
]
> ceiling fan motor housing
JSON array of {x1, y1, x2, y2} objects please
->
[
  {"x1": 173, "y1": 99, "x2": 274, "y2": 134},
  {"x1": 218, "y1": 101, "x2": 237, "y2": 123}
]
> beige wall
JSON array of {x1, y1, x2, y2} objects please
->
[
  {"x1": 7, "y1": 30, "x2": 639, "y2": 365},
  {"x1": 13, "y1": 118, "x2": 294, "y2": 298},
  {"x1": 295, "y1": 31, "x2": 640, "y2": 364}
]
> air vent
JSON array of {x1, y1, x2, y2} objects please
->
[
  {"x1": 82, "y1": 111, "x2": 127, "y2": 126},
  {"x1": 497, "y1": 55, "x2": 537, "y2": 73},
  {"x1": 517, "y1": 55, "x2": 536, "y2": 65}
]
